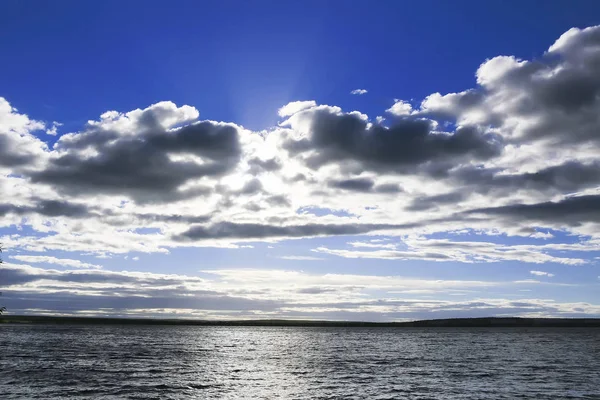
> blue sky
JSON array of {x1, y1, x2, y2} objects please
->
[{"x1": 1, "y1": 1, "x2": 600, "y2": 320}]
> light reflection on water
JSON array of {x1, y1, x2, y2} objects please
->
[{"x1": 1, "y1": 325, "x2": 599, "y2": 399}]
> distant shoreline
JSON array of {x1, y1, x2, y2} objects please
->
[{"x1": 2, "y1": 315, "x2": 600, "y2": 327}]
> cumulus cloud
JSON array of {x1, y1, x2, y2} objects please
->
[
  {"x1": 0, "y1": 97, "x2": 47, "y2": 168},
  {"x1": 278, "y1": 100, "x2": 317, "y2": 117},
  {"x1": 45, "y1": 121, "x2": 62, "y2": 136},
  {"x1": 281, "y1": 106, "x2": 502, "y2": 173},
  {"x1": 419, "y1": 25, "x2": 600, "y2": 148},
  {"x1": 350, "y1": 89, "x2": 368, "y2": 95},
  {"x1": 31, "y1": 102, "x2": 242, "y2": 203},
  {"x1": 386, "y1": 99, "x2": 413, "y2": 116}
]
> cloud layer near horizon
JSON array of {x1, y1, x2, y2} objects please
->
[
  {"x1": 2, "y1": 263, "x2": 596, "y2": 320},
  {"x1": 2, "y1": 26, "x2": 600, "y2": 318}
]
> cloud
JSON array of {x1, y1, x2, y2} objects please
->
[
  {"x1": 10, "y1": 255, "x2": 102, "y2": 269},
  {"x1": 279, "y1": 255, "x2": 324, "y2": 261},
  {"x1": 281, "y1": 106, "x2": 502, "y2": 173},
  {"x1": 0, "y1": 97, "x2": 47, "y2": 168},
  {"x1": 348, "y1": 241, "x2": 397, "y2": 250},
  {"x1": 386, "y1": 100, "x2": 413, "y2": 116},
  {"x1": 328, "y1": 177, "x2": 374, "y2": 192},
  {"x1": 326, "y1": 178, "x2": 403, "y2": 194},
  {"x1": 419, "y1": 25, "x2": 600, "y2": 147},
  {"x1": 315, "y1": 237, "x2": 586, "y2": 266},
  {"x1": 247, "y1": 157, "x2": 281, "y2": 174},
  {"x1": 449, "y1": 161, "x2": 600, "y2": 196},
  {"x1": 30, "y1": 102, "x2": 242, "y2": 203},
  {"x1": 350, "y1": 89, "x2": 368, "y2": 95},
  {"x1": 530, "y1": 270, "x2": 554, "y2": 277},
  {"x1": 407, "y1": 192, "x2": 467, "y2": 211},
  {"x1": 2, "y1": 26, "x2": 600, "y2": 310},
  {"x1": 45, "y1": 121, "x2": 62, "y2": 136},
  {"x1": 467, "y1": 195, "x2": 600, "y2": 227},
  {"x1": 1, "y1": 264, "x2": 597, "y2": 319},
  {"x1": 0, "y1": 199, "x2": 92, "y2": 219},
  {"x1": 278, "y1": 100, "x2": 316, "y2": 117},
  {"x1": 314, "y1": 247, "x2": 451, "y2": 261},
  {"x1": 530, "y1": 231, "x2": 553, "y2": 239},
  {"x1": 176, "y1": 222, "x2": 411, "y2": 241}
]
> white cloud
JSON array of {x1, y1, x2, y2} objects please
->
[
  {"x1": 315, "y1": 237, "x2": 586, "y2": 266},
  {"x1": 530, "y1": 231, "x2": 554, "y2": 239},
  {"x1": 277, "y1": 100, "x2": 317, "y2": 117},
  {"x1": 530, "y1": 270, "x2": 555, "y2": 277},
  {"x1": 279, "y1": 255, "x2": 324, "y2": 261},
  {"x1": 350, "y1": 89, "x2": 368, "y2": 95},
  {"x1": 348, "y1": 241, "x2": 397, "y2": 250},
  {"x1": 45, "y1": 121, "x2": 62, "y2": 136},
  {"x1": 11, "y1": 255, "x2": 102, "y2": 269},
  {"x1": 385, "y1": 99, "x2": 413, "y2": 116},
  {"x1": 475, "y1": 55, "x2": 527, "y2": 87}
]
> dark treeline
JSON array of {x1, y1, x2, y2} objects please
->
[{"x1": 2, "y1": 315, "x2": 600, "y2": 327}]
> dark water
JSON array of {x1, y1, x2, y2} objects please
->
[{"x1": 1, "y1": 325, "x2": 599, "y2": 399}]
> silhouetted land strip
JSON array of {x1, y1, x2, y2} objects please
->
[{"x1": 1, "y1": 316, "x2": 600, "y2": 327}]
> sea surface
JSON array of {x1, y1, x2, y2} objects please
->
[{"x1": 1, "y1": 324, "x2": 599, "y2": 399}]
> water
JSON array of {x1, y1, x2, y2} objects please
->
[{"x1": 1, "y1": 325, "x2": 599, "y2": 399}]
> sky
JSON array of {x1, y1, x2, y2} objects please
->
[{"x1": 1, "y1": 1, "x2": 600, "y2": 321}]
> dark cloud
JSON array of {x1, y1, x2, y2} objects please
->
[
  {"x1": 244, "y1": 203, "x2": 263, "y2": 212},
  {"x1": 0, "y1": 98, "x2": 45, "y2": 168},
  {"x1": 0, "y1": 135, "x2": 38, "y2": 167},
  {"x1": 295, "y1": 286, "x2": 360, "y2": 294},
  {"x1": 35, "y1": 199, "x2": 91, "y2": 218},
  {"x1": 31, "y1": 121, "x2": 241, "y2": 203},
  {"x1": 132, "y1": 213, "x2": 212, "y2": 224},
  {"x1": 283, "y1": 109, "x2": 502, "y2": 173},
  {"x1": 467, "y1": 194, "x2": 600, "y2": 226},
  {"x1": 238, "y1": 178, "x2": 264, "y2": 195},
  {"x1": 407, "y1": 192, "x2": 467, "y2": 211},
  {"x1": 247, "y1": 157, "x2": 281, "y2": 174},
  {"x1": 1, "y1": 267, "x2": 143, "y2": 286},
  {"x1": 374, "y1": 183, "x2": 403, "y2": 194},
  {"x1": 327, "y1": 178, "x2": 403, "y2": 194},
  {"x1": 0, "y1": 265, "x2": 269, "y2": 314},
  {"x1": 287, "y1": 173, "x2": 308, "y2": 182},
  {"x1": 3, "y1": 290, "x2": 278, "y2": 314},
  {"x1": 328, "y1": 178, "x2": 374, "y2": 192},
  {"x1": 453, "y1": 161, "x2": 600, "y2": 195},
  {"x1": 175, "y1": 221, "x2": 413, "y2": 241},
  {"x1": 0, "y1": 199, "x2": 218, "y2": 227},
  {"x1": 0, "y1": 200, "x2": 92, "y2": 219},
  {"x1": 266, "y1": 195, "x2": 291, "y2": 207}
]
